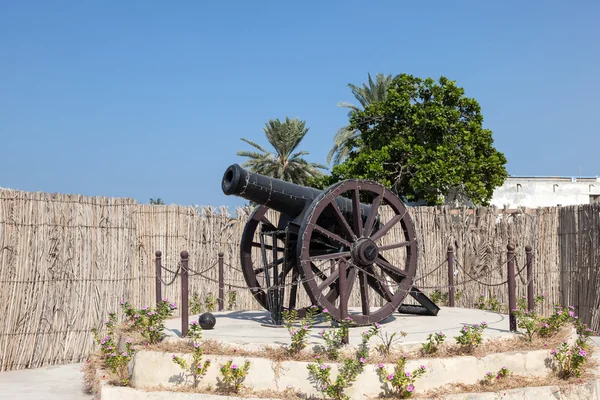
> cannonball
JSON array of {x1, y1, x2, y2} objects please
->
[{"x1": 198, "y1": 312, "x2": 216, "y2": 330}]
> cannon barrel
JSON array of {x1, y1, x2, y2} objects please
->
[
  {"x1": 222, "y1": 164, "x2": 370, "y2": 221},
  {"x1": 222, "y1": 164, "x2": 324, "y2": 218}
]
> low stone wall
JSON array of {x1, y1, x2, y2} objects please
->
[{"x1": 130, "y1": 347, "x2": 559, "y2": 399}]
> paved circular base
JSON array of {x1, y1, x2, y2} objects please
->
[{"x1": 164, "y1": 306, "x2": 516, "y2": 350}]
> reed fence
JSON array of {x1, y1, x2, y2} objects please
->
[{"x1": 0, "y1": 188, "x2": 598, "y2": 371}]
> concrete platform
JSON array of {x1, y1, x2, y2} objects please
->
[{"x1": 163, "y1": 306, "x2": 517, "y2": 350}]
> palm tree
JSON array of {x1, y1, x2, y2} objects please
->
[
  {"x1": 327, "y1": 73, "x2": 394, "y2": 166},
  {"x1": 237, "y1": 117, "x2": 327, "y2": 185}
]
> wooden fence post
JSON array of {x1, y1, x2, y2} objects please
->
[
  {"x1": 507, "y1": 243, "x2": 517, "y2": 332},
  {"x1": 155, "y1": 251, "x2": 162, "y2": 306},
  {"x1": 181, "y1": 251, "x2": 189, "y2": 337},
  {"x1": 447, "y1": 245, "x2": 455, "y2": 307},
  {"x1": 526, "y1": 245, "x2": 534, "y2": 311}
]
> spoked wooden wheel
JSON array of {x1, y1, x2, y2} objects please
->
[
  {"x1": 297, "y1": 180, "x2": 418, "y2": 325},
  {"x1": 240, "y1": 205, "x2": 320, "y2": 316}
]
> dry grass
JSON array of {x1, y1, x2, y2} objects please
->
[
  {"x1": 143, "y1": 384, "x2": 308, "y2": 399},
  {"x1": 415, "y1": 360, "x2": 598, "y2": 399},
  {"x1": 142, "y1": 326, "x2": 577, "y2": 368},
  {"x1": 82, "y1": 352, "x2": 104, "y2": 397}
]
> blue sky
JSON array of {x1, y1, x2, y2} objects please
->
[{"x1": 1, "y1": 1, "x2": 598, "y2": 209}]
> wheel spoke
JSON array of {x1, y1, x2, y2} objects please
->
[
  {"x1": 371, "y1": 214, "x2": 402, "y2": 242},
  {"x1": 378, "y1": 241, "x2": 410, "y2": 251},
  {"x1": 358, "y1": 269, "x2": 370, "y2": 315},
  {"x1": 251, "y1": 242, "x2": 285, "y2": 252},
  {"x1": 375, "y1": 256, "x2": 407, "y2": 279},
  {"x1": 329, "y1": 201, "x2": 356, "y2": 241},
  {"x1": 346, "y1": 267, "x2": 358, "y2": 297},
  {"x1": 352, "y1": 188, "x2": 363, "y2": 237},
  {"x1": 313, "y1": 225, "x2": 351, "y2": 248},
  {"x1": 366, "y1": 265, "x2": 394, "y2": 301},
  {"x1": 254, "y1": 257, "x2": 285, "y2": 275},
  {"x1": 309, "y1": 251, "x2": 351, "y2": 262},
  {"x1": 363, "y1": 191, "x2": 383, "y2": 237},
  {"x1": 317, "y1": 268, "x2": 340, "y2": 293},
  {"x1": 288, "y1": 265, "x2": 299, "y2": 310}
]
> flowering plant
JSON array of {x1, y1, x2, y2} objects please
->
[
  {"x1": 282, "y1": 306, "x2": 318, "y2": 354},
  {"x1": 318, "y1": 309, "x2": 355, "y2": 360},
  {"x1": 91, "y1": 313, "x2": 135, "y2": 386},
  {"x1": 483, "y1": 366, "x2": 511, "y2": 385},
  {"x1": 219, "y1": 359, "x2": 251, "y2": 393},
  {"x1": 120, "y1": 299, "x2": 177, "y2": 344},
  {"x1": 421, "y1": 332, "x2": 446, "y2": 355},
  {"x1": 454, "y1": 321, "x2": 487, "y2": 353},
  {"x1": 551, "y1": 341, "x2": 588, "y2": 378},
  {"x1": 307, "y1": 322, "x2": 380, "y2": 400},
  {"x1": 171, "y1": 321, "x2": 211, "y2": 387},
  {"x1": 376, "y1": 355, "x2": 426, "y2": 398}
]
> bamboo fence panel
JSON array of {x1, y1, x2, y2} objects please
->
[{"x1": 1, "y1": 188, "x2": 599, "y2": 372}]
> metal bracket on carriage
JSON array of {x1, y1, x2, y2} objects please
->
[{"x1": 221, "y1": 164, "x2": 440, "y2": 326}]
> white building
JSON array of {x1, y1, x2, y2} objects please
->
[{"x1": 490, "y1": 176, "x2": 600, "y2": 209}]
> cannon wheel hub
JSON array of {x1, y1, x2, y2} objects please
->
[{"x1": 351, "y1": 238, "x2": 379, "y2": 266}]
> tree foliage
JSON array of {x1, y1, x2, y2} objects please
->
[
  {"x1": 313, "y1": 74, "x2": 508, "y2": 206},
  {"x1": 149, "y1": 198, "x2": 165, "y2": 205},
  {"x1": 327, "y1": 73, "x2": 393, "y2": 166},
  {"x1": 237, "y1": 117, "x2": 327, "y2": 185}
]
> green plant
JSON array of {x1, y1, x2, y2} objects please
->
[
  {"x1": 430, "y1": 290, "x2": 447, "y2": 305},
  {"x1": 172, "y1": 321, "x2": 211, "y2": 387},
  {"x1": 204, "y1": 293, "x2": 217, "y2": 312},
  {"x1": 282, "y1": 306, "x2": 318, "y2": 354},
  {"x1": 91, "y1": 313, "x2": 135, "y2": 386},
  {"x1": 512, "y1": 294, "x2": 545, "y2": 342},
  {"x1": 551, "y1": 341, "x2": 589, "y2": 379},
  {"x1": 227, "y1": 290, "x2": 237, "y2": 311},
  {"x1": 482, "y1": 366, "x2": 511, "y2": 385},
  {"x1": 475, "y1": 292, "x2": 503, "y2": 312},
  {"x1": 421, "y1": 332, "x2": 446, "y2": 355},
  {"x1": 376, "y1": 355, "x2": 427, "y2": 398},
  {"x1": 219, "y1": 359, "x2": 251, "y2": 393},
  {"x1": 454, "y1": 322, "x2": 487, "y2": 353},
  {"x1": 375, "y1": 328, "x2": 407, "y2": 356},
  {"x1": 318, "y1": 309, "x2": 355, "y2": 360},
  {"x1": 307, "y1": 323, "x2": 380, "y2": 400},
  {"x1": 120, "y1": 299, "x2": 177, "y2": 344},
  {"x1": 190, "y1": 292, "x2": 203, "y2": 314}
]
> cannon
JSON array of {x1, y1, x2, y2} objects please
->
[{"x1": 222, "y1": 164, "x2": 438, "y2": 325}]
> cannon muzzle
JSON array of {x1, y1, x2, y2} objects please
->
[{"x1": 222, "y1": 164, "x2": 323, "y2": 219}]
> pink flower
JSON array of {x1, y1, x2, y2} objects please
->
[
  {"x1": 405, "y1": 372, "x2": 411, "y2": 377},
  {"x1": 194, "y1": 343, "x2": 200, "y2": 348},
  {"x1": 407, "y1": 384, "x2": 414, "y2": 392},
  {"x1": 231, "y1": 364, "x2": 238, "y2": 370},
  {"x1": 387, "y1": 374, "x2": 394, "y2": 381},
  {"x1": 375, "y1": 323, "x2": 381, "y2": 329},
  {"x1": 322, "y1": 308, "x2": 328, "y2": 313},
  {"x1": 377, "y1": 363, "x2": 384, "y2": 369},
  {"x1": 321, "y1": 364, "x2": 327, "y2": 370},
  {"x1": 359, "y1": 357, "x2": 366, "y2": 363},
  {"x1": 569, "y1": 311, "x2": 575, "y2": 317},
  {"x1": 122, "y1": 352, "x2": 128, "y2": 357},
  {"x1": 171, "y1": 355, "x2": 176, "y2": 359},
  {"x1": 579, "y1": 349, "x2": 587, "y2": 357},
  {"x1": 420, "y1": 365, "x2": 426, "y2": 370}
]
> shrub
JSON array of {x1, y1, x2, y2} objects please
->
[{"x1": 376, "y1": 355, "x2": 426, "y2": 398}]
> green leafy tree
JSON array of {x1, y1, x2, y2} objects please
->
[
  {"x1": 149, "y1": 198, "x2": 165, "y2": 205},
  {"x1": 315, "y1": 74, "x2": 507, "y2": 206},
  {"x1": 327, "y1": 73, "x2": 393, "y2": 166},
  {"x1": 237, "y1": 117, "x2": 327, "y2": 185}
]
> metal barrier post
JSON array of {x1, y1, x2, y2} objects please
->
[
  {"x1": 155, "y1": 251, "x2": 162, "y2": 306},
  {"x1": 447, "y1": 245, "x2": 455, "y2": 307},
  {"x1": 526, "y1": 245, "x2": 534, "y2": 312},
  {"x1": 181, "y1": 251, "x2": 189, "y2": 337},
  {"x1": 218, "y1": 252, "x2": 224, "y2": 311},
  {"x1": 507, "y1": 243, "x2": 517, "y2": 332}
]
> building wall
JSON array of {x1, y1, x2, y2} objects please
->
[{"x1": 490, "y1": 176, "x2": 600, "y2": 208}]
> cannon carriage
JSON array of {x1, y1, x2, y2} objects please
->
[{"x1": 221, "y1": 164, "x2": 439, "y2": 325}]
